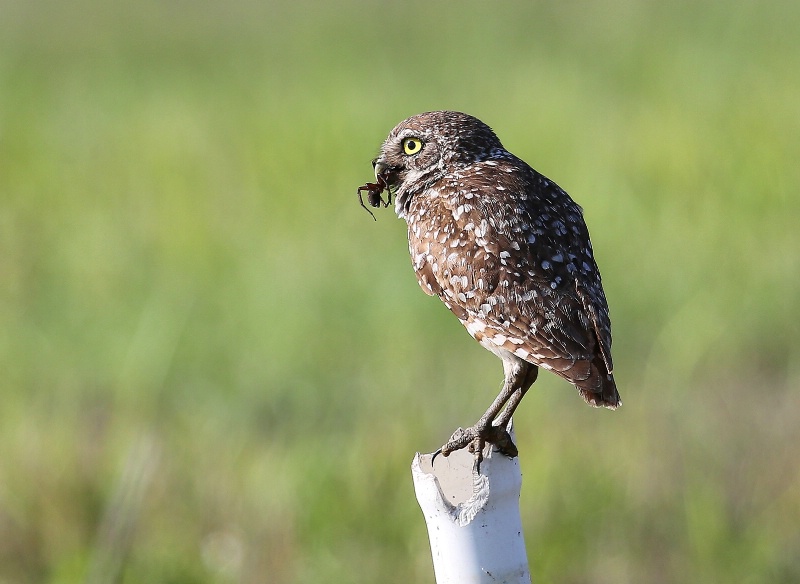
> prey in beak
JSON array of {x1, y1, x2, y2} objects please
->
[{"x1": 357, "y1": 159, "x2": 394, "y2": 220}]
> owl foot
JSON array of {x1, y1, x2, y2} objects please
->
[{"x1": 431, "y1": 423, "x2": 518, "y2": 470}]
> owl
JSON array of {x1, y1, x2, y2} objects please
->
[{"x1": 363, "y1": 111, "x2": 620, "y2": 463}]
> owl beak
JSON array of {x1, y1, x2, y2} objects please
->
[
  {"x1": 373, "y1": 159, "x2": 389, "y2": 182},
  {"x1": 373, "y1": 159, "x2": 398, "y2": 190}
]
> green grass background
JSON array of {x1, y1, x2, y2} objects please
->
[{"x1": 1, "y1": 1, "x2": 799, "y2": 582}]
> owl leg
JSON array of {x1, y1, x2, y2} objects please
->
[
  {"x1": 493, "y1": 365, "x2": 538, "y2": 431},
  {"x1": 436, "y1": 358, "x2": 535, "y2": 465}
]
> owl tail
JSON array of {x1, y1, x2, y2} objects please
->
[{"x1": 577, "y1": 360, "x2": 621, "y2": 410}]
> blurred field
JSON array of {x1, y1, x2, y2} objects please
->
[{"x1": 1, "y1": 0, "x2": 799, "y2": 582}]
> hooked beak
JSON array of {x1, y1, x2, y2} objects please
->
[{"x1": 372, "y1": 158, "x2": 394, "y2": 186}]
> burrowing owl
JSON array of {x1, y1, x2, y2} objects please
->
[{"x1": 361, "y1": 111, "x2": 620, "y2": 462}]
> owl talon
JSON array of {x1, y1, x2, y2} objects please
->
[
  {"x1": 438, "y1": 423, "x2": 518, "y2": 463},
  {"x1": 439, "y1": 426, "x2": 472, "y2": 457},
  {"x1": 485, "y1": 425, "x2": 518, "y2": 458}
]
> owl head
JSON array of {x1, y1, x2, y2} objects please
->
[{"x1": 374, "y1": 111, "x2": 506, "y2": 212}]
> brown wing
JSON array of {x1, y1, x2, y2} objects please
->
[{"x1": 406, "y1": 160, "x2": 619, "y2": 407}]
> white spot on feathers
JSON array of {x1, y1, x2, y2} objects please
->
[{"x1": 466, "y1": 319, "x2": 486, "y2": 335}]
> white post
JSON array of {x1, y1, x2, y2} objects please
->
[{"x1": 411, "y1": 426, "x2": 531, "y2": 584}]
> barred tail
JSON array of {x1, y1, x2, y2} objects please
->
[{"x1": 577, "y1": 357, "x2": 621, "y2": 410}]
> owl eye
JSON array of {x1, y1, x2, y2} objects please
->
[{"x1": 402, "y1": 137, "x2": 423, "y2": 155}]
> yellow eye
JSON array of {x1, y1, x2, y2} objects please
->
[{"x1": 402, "y1": 137, "x2": 423, "y2": 155}]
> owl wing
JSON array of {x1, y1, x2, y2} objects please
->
[{"x1": 408, "y1": 172, "x2": 617, "y2": 405}]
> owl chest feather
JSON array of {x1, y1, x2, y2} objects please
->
[{"x1": 404, "y1": 181, "x2": 542, "y2": 323}]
